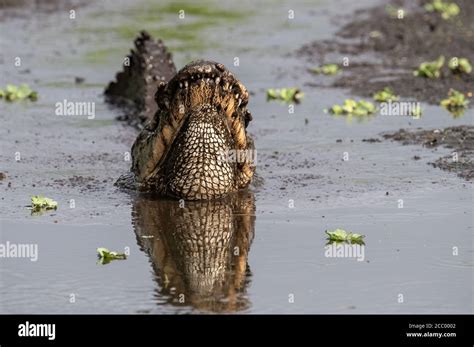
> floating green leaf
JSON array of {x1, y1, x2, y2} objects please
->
[
  {"x1": 326, "y1": 229, "x2": 365, "y2": 245},
  {"x1": 0, "y1": 84, "x2": 38, "y2": 102},
  {"x1": 328, "y1": 99, "x2": 376, "y2": 116},
  {"x1": 30, "y1": 195, "x2": 58, "y2": 212},
  {"x1": 440, "y1": 89, "x2": 469, "y2": 117},
  {"x1": 309, "y1": 64, "x2": 341, "y2": 75},
  {"x1": 385, "y1": 5, "x2": 402, "y2": 18},
  {"x1": 448, "y1": 57, "x2": 472, "y2": 74},
  {"x1": 325, "y1": 229, "x2": 347, "y2": 242},
  {"x1": 266, "y1": 88, "x2": 304, "y2": 103},
  {"x1": 97, "y1": 247, "x2": 127, "y2": 265},
  {"x1": 413, "y1": 56, "x2": 445, "y2": 78},
  {"x1": 369, "y1": 30, "x2": 383, "y2": 39},
  {"x1": 410, "y1": 104, "x2": 423, "y2": 119},
  {"x1": 373, "y1": 87, "x2": 399, "y2": 102},
  {"x1": 425, "y1": 0, "x2": 460, "y2": 19}
]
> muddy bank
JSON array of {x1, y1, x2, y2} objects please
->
[
  {"x1": 298, "y1": 0, "x2": 474, "y2": 105},
  {"x1": 383, "y1": 125, "x2": 474, "y2": 180}
]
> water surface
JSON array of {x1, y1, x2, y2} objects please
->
[{"x1": 0, "y1": 0, "x2": 472, "y2": 314}]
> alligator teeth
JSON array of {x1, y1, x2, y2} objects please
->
[
  {"x1": 215, "y1": 77, "x2": 220, "y2": 84},
  {"x1": 179, "y1": 82, "x2": 183, "y2": 88},
  {"x1": 238, "y1": 98, "x2": 242, "y2": 106},
  {"x1": 184, "y1": 81, "x2": 189, "y2": 88},
  {"x1": 235, "y1": 93, "x2": 239, "y2": 99}
]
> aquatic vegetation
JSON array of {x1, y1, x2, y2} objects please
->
[
  {"x1": 326, "y1": 229, "x2": 365, "y2": 245},
  {"x1": 156, "y1": 3, "x2": 246, "y2": 19},
  {"x1": 411, "y1": 55, "x2": 473, "y2": 81},
  {"x1": 410, "y1": 104, "x2": 423, "y2": 118},
  {"x1": 413, "y1": 56, "x2": 445, "y2": 78},
  {"x1": 373, "y1": 87, "x2": 399, "y2": 102},
  {"x1": 81, "y1": 2, "x2": 247, "y2": 59},
  {"x1": 84, "y1": 47, "x2": 127, "y2": 64},
  {"x1": 385, "y1": 5, "x2": 404, "y2": 18},
  {"x1": 440, "y1": 89, "x2": 469, "y2": 117},
  {"x1": 448, "y1": 57, "x2": 472, "y2": 74},
  {"x1": 328, "y1": 99, "x2": 376, "y2": 116},
  {"x1": 266, "y1": 88, "x2": 304, "y2": 103},
  {"x1": 0, "y1": 84, "x2": 38, "y2": 102},
  {"x1": 369, "y1": 30, "x2": 383, "y2": 39},
  {"x1": 97, "y1": 247, "x2": 127, "y2": 265},
  {"x1": 309, "y1": 64, "x2": 341, "y2": 75},
  {"x1": 30, "y1": 196, "x2": 58, "y2": 212},
  {"x1": 424, "y1": 0, "x2": 460, "y2": 20}
]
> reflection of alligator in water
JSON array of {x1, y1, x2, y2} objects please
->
[{"x1": 132, "y1": 191, "x2": 255, "y2": 313}]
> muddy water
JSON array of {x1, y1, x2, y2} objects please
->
[{"x1": 0, "y1": 0, "x2": 472, "y2": 313}]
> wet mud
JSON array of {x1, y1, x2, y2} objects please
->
[
  {"x1": 298, "y1": 0, "x2": 474, "y2": 104},
  {"x1": 383, "y1": 125, "x2": 474, "y2": 180}
]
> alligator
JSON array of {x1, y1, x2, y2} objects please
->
[
  {"x1": 132, "y1": 190, "x2": 255, "y2": 312},
  {"x1": 107, "y1": 31, "x2": 255, "y2": 200}
]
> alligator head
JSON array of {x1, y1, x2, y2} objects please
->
[{"x1": 127, "y1": 60, "x2": 255, "y2": 200}]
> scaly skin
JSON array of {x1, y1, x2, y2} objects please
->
[
  {"x1": 115, "y1": 56, "x2": 255, "y2": 200},
  {"x1": 105, "y1": 31, "x2": 177, "y2": 128},
  {"x1": 132, "y1": 191, "x2": 255, "y2": 312}
]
